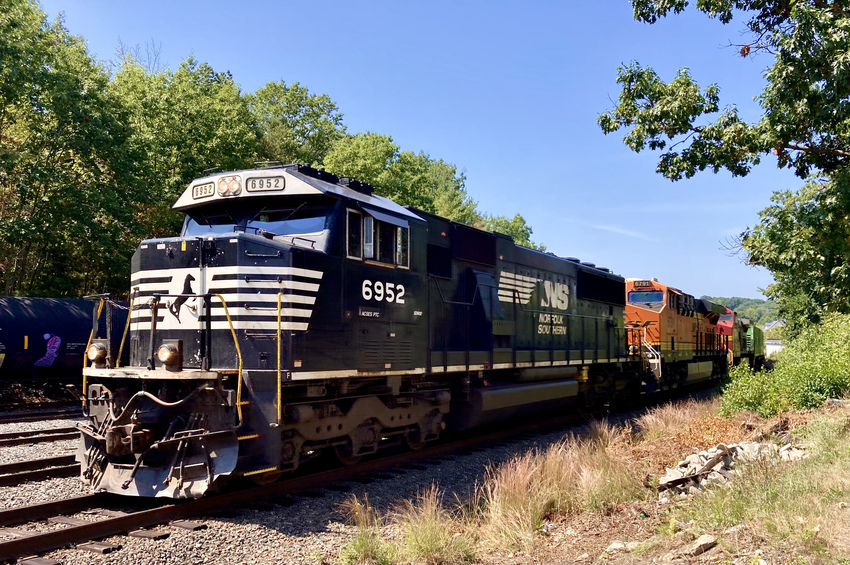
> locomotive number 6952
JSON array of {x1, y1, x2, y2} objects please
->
[{"x1": 362, "y1": 279, "x2": 406, "y2": 303}]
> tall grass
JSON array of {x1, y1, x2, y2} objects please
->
[
  {"x1": 394, "y1": 485, "x2": 476, "y2": 564},
  {"x1": 721, "y1": 313, "x2": 850, "y2": 417},
  {"x1": 338, "y1": 495, "x2": 398, "y2": 565},
  {"x1": 479, "y1": 435, "x2": 646, "y2": 551},
  {"x1": 634, "y1": 397, "x2": 720, "y2": 441}
]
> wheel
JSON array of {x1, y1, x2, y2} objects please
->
[
  {"x1": 404, "y1": 428, "x2": 425, "y2": 451},
  {"x1": 334, "y1": 441, "x2": 362, "y2": 466}
]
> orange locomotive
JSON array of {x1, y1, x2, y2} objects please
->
[{"x1": 625, "y1": 278, "x2": 727, "y2": 390}]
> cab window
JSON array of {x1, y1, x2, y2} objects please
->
[{"x1": 347, "y1": 209, "x2": 409, "y2": 268}]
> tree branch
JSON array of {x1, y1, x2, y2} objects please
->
[{"x1": 786, "y1": 143, "x2": 850, "y2": 158}]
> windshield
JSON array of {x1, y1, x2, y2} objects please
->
[
  {"x1": 183, "y1": 199, "x2": 333, "y2": 237},
  {"x1": 628, "y1": 290, "x2": 664, "y2": 304}
]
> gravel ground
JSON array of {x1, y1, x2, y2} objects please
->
[
  {"x1": 0, "y1": 424, "x2": 579, "y2": 565},
  {"x1": 0, "y1": 417, "x2": 84, "y2": 465}
]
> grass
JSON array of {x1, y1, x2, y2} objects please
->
[
  {"x1": 394, "y1": 485, "x2": 476, "y2": 564},
  {"x1": 477, "y1": 433, "x2": 647, "y2": 552},
  {"x1": 674, "y1": 404, "x2": 850, "y2": 562},
  {"x1": 338, "y1": 495, "x2": 398, "y2": 565},
  {"x1": 634, "y1": 397, "x2": 720, "y2": 442}
]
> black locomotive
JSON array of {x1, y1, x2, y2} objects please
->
[{"x1": 78, "y1": 164, "x2": 669, "y2": 498}]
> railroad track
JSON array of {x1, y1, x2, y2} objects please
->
[
  {"x1": 0, "y1": 406, "x2": 82, "y2": 425},
  {"x1": 0, "y1": 427, "x2": 79, "y2": 448},
  {"x1": 0, "y1": 455, "x2": 79, "y2": 488}
]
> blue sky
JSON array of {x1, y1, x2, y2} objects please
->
[{"x1": 40, "y1": 0, "x2": 802, "y2": 299}]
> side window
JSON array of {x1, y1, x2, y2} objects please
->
[
  {"x1": 351, "y1": 209, "x2": 410, "y2": 268},
  {"x1": 377, "y1": 221, "x2": 395, "y2": 263},
  {"x1": 347, "y1": 210, "x2": 363, "y2": 259},
  {"x1": 363, "y1": 216, "x2": 374, "y2": 259},
  {"x1": 396, "y1": 226, "x2": 409, "y2": 267}
]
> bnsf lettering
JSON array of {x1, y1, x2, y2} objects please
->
[
  {"x1": 362, "y1": 279, "x2": 406, "y2": 304},
  {"x1": 541, "y1": 281, "x2": 569, "y2": 310}
]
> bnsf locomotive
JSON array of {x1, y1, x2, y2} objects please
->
[{"x1": 79, "y1": 164, "x2": 729, "y2": 498}]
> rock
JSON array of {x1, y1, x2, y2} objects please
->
[
  {"x1": 688, "y1": 485, "x2": 701, "y2": 496},
  {"x1": 680, "y1": 534, "x2": 717, "y2": 556},
  {"x1": 625, "y1": 541, "x2": 640, "y2": 552},
  {"x1": 715, "y1": 442, "x2": 729, "y2": 453},
  {"x1": 606, "y1": 541, "x2": 627, "y2": 553},
  {"x1": 576, "y1": 553, "x2": 590, "y2": 562},
  {"x1": 673, "y1": 530, "x2": 695, "y2": 544}
]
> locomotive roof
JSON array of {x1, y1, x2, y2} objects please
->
[{"x1": 173, "y1": 164, "x2": 424, "y2": 223}]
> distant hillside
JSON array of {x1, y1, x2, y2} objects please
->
[{"x1": 700, "y1": 295, "x2": 778, "y2": 326}]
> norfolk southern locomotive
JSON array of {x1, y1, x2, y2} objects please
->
[{"x1": 79, "y1": 164, "x2": 728, "y2": 498}]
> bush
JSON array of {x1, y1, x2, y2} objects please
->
[{"x1": 721, "y1": 313, "x2": 850, "y2": 417}]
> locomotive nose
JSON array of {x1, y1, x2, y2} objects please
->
[{"x1": 78, "y1": 384, "x2": 239, "y2": 498}]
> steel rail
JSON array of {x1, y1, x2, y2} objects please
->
[
  {"x1": 0, "y1": 455, "x2": 79, "y2": 487},
  {"x1": 0, "y1": 429, "x2": 79, "y2": 448}
]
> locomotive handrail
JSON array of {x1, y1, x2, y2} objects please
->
[
  {"x1": 276, "y1": 291, "x2": 283, "y2": 426},
  {"x1": 210, "y1": 293, "x2": 245, "y2": 426},
  {"x1": 116, "y1": 295, "x2": 135, "y2": 368},
  {"x1": 82, "y1": 297, "x2": 106, "y2": 404}
]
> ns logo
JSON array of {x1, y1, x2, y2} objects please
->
[{"x1": 541, "y1": 281, "x2": 570, "y2": 310}]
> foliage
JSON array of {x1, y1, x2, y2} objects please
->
[
  {"x1": 109, "y1": 55, "x2": 260, "y2": 237},
  {"x1": 599, "y1": 1, "x2": 850, "y2": 328},
  {"x1": 323, "y1": 132, "x2": 544, "y2": 248},
  {"x1": 0, "y1": 0, "x2": 141, "y2": 296},
  {"x1": 700, "y1": 295, "x2": 778, "y2": 325},
  {"x1": 745, "y1": 173, "x2": 850, "y2": 333},
  {"x1": 247, "y1": 80, "x2": 345, "y2": 166},
  {"x1": 720, "y1": 313, "x2": 850, "y2": 417},
  {"x1": 476, "y1": 213, "x2": 545, "y2": 251}
]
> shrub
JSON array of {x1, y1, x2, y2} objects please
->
[{"x1": 721, "y1": 313, "x2": 850, "y2": 417}]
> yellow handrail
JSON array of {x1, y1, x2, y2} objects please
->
[
  {"x1": 116, "y1": 297, "x2": 134, "y2": 368},
  {"x1": 276, "y1": 292, "x2": 283, "y2": 426},
  {"x1": 82, "y1": 298, "x2": 105, "y2": 403},
  {"x1": 212, "y1": 294, "x2": 244, "y2": 425}
]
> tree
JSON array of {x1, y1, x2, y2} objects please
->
[
  {"x1": 0, "y1": 0, "x2": 140, "y2": 296},
  {"x1": 322, "y1": 132, "x2": 478, "y2": 222},
  {"x1": 109, "y1": 56, "x2": 261, "y2": 236},
  {"x1": 598, "y1": 0, "x2": 850, "y2": 328},
  {"x1": 247, "y1": 81, "x2": 345, "y2": 166},
  {"x1": 476, "y1": 213, "x2": 545, "y2": 251}
]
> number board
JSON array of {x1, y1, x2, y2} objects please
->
[
  {"x1": 192, "y1": 182, "x2": 215, "y2": 200},
  {"x1": 633, "y1": 280, "x2": 654, "y2": 288},
  {"x1": 246, "y1": 176, "x2": 285, "y2": 192}
]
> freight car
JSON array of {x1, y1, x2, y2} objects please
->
[
  {"x1": 78, "y1": 164, "x2": 727, "y2": 498},
  {"x1": 716, "y1": 307, "x2": 766, "y2": 369},
  {"x1": 0, "y1": 297, "x2": 126, "y2": 382}
]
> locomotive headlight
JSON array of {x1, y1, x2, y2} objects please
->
[
  {"x1": 217, "y1": 175, "x2": 242, "y2": 196},
  {"x1": 156, "y1": 343, "x2": 180, "y2": 365},
  {"x1": 156, "y1": 340, "x2": 183, "y2": 371},
  {"x1": 86, "y1": 342, "x2": 107, "y2": 362}
]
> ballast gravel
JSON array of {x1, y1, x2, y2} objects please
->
[{"x1": 0, "y1": 417, "x2": 84, "y2": 465}]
